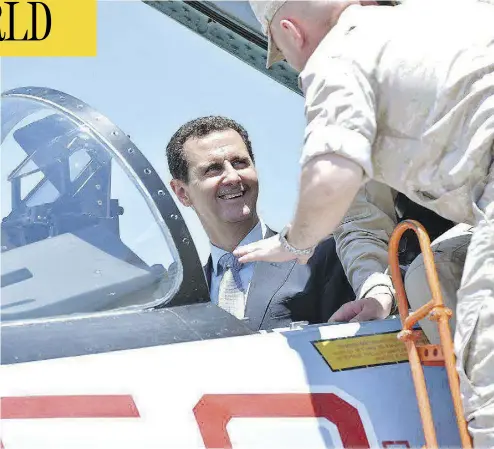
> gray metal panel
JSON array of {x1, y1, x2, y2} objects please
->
[
  {"x1": 209, "y1": 1, "x2": 264, "y2": 35},
  {"x1": 143, "y1": 1, "x2": 302, "y2": 95},
  {"x1": 1, "y1": 303, "x2": 254, "y2": 365},
  {"x1": 143, "y1": 1, "x2": 401, "y2": 96}
]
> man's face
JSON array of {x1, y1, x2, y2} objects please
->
[{"x1": 173, "y1": 129, "x2": 259, "y2": 231}]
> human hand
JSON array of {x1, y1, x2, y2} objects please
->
[
  {"x1": 234, "y1": 235, "x2": 310, "y2": 264},
  {"x1": 328, "y1": 293, "x2": 394, "y2": 323}
]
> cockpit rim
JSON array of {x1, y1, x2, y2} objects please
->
[{"x1": 1, "y1": 86, "x2": 210, "y2": 325}]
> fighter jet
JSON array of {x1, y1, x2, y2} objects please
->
[{"x1": 0, "y1": 2, "x2": 466, "y2": 448}]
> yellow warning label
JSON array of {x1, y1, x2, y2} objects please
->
[{"x1": 313, "y1": 331, "x2": 428, "y2": 371}]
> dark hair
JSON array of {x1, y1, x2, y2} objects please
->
[{"x1": 166, "y1": 116, "x2": 255, "y2": 182}]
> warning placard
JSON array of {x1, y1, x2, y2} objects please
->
[{"x1": 312, "y1": 331, "x2": 428, "y2": 371}]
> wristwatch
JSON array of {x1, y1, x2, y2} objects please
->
[{"x1": 279, "y1": 225, "x2": 316, "y2": 258}]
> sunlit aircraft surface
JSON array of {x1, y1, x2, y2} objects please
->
[{"x1": 1, "y1": 2, "x2": 462, "y2": 448}]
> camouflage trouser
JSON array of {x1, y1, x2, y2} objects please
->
[{"x1": 405, "y1": 182, "x2": 494, "y2": 448}]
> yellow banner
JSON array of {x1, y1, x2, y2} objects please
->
[
  {"x1": 0, "y1": 0, "x2": 97, "y2": 56},
  {"x1": 313, "y1": 331, "x2": 429, "y2": 371}
]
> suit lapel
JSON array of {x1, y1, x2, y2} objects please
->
[
  {"x1": 244, "y1": 226, "x2": 295, "y2": 330},
  {"x1": 203, "y1": 256, "x2": 212, "y2": 291}
]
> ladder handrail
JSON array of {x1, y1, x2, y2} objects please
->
[{"x1": 388, "y1": 219, "x2": 472, "y2": 448}]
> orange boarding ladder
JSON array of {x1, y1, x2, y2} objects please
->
[{"x1": 388, "y1": 220, "x2": 472, "y2": 449}]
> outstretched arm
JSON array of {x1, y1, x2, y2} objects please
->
[
  {"x1": 287, "y1": 153, "x2": 364, "y2": 250},
  {"x1": 234, "y1": 152, "x2": 363, "y2": 264},
  {"x1": 236, "y1": 56, "x2": 376, "y2": 264}
]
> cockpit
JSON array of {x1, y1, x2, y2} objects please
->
[
  {"x1": 1, "y1": 87, "x2": 208, "y2": 322},
  {"x1": 4, "y1": 113, "x2": 116, "y2": 248}
]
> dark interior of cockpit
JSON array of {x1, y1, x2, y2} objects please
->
[{"x1": 1, "y1": 114, "x2": 172, "y2": 321}]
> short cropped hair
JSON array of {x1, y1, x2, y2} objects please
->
[{"x1": 166, "y1": 116, "x2": 254, "y2": 182}]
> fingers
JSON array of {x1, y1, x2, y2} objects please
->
[
  {"x1": 233, "y1": 241, "x2": 266, "y2": 263},
  {"x1": 329, "y1": 296, "x2": 391, "y2": 324},
  {"x1": 349, "y1": 306, "x2": 380, "y2": 323},
  {"x1": 233, "y1": 242, "x2": 259, "y2": 258},
  {"x1": 234, "y1": 236, "x2": 297, "y2": 264},
  {"x1": 237, "y1": 249, "x2": 266, "y2": 264},
  {"x1": 328, "y1": 300, "x2": 364, "y2": 322},
  {"x1": 349, "y1": 297, "x2": 388, "y2": 322}
]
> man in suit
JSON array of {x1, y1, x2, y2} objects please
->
[{"x1": 166, "y1": 115, "x2": 354, "y2": 331}]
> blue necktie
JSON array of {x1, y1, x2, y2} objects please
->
[{"x1": 217, "y1": 253, "x2": 245, "y2": 318}]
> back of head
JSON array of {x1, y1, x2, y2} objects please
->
[{"x1": 249, "y1": 0, "x2": 369, "y2": 70}]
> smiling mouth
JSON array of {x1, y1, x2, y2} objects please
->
[{"x1": 218, "y1": 190, "x2": 246, "y2": 200}]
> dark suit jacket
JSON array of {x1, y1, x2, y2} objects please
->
[{"x1": 204, "y1": 228, "x2": 355, "y2": 331}]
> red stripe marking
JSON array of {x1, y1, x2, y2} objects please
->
[
  {"x1": 194, "y1": 393, "x2": 370, "y2": 448},
  {"x1": 1, "y1": 395, "x2": 140, "y2": 419}
]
